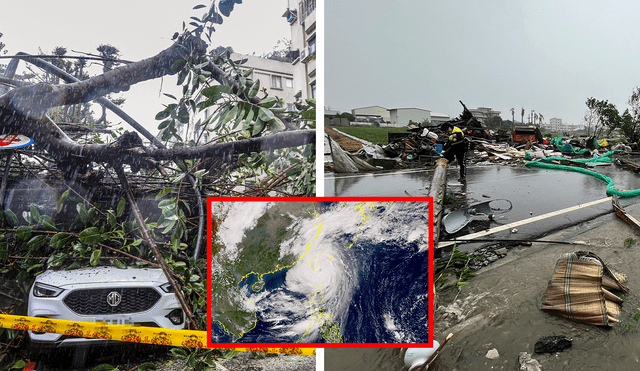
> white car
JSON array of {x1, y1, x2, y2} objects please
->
[{"x1": 28, "y1": 266, "x2": 185, "y2": 348}]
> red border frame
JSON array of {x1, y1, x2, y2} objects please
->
[{"x1": 206, "y1": 197, "x2": 433, "y2": 348}]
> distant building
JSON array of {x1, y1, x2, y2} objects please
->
[
  {"x1": 469, "y1": 107, "x2": 501, "y2": 124},
  {"x1": 430, "y1": 113, "x2": 451, "y2": 126},
  {"x1": 389, "y1": 108, "x2": 431, "y2": 127},
  {"x1": 549, "y1": 118, "x2": 563, "y2": 132},
  {"x1": 352, "y1": 106, "x2": 390, "y2": 122}
]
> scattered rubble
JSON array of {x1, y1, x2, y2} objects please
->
[
  {"x1": 327, "y1": 100, "x2": 635, "y2": 173},
  {"x1": 534, "y1": 335, "x2": 573, "y2": 354},
  {"x1": 518, "y1": 352, "x2": 543, "y2": 371},
  {"x1": 485, "y1": 348, "x2": 500, "y2": 359}
]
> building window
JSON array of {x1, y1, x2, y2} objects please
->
[
  {"x1": 285, "y1": 77, "x2": 293, "y2": 88},
  {"x1": 287, "y1": 104, "x2": 295, "y2": 112},
  {"x1": 308, "y1": 37, "x2": 316, "y2": 57},
  {"x1": 310, "y1": 81, "x2": 316, "y2": 99},
  {"x1": 299, "y1": 0, "x2": 316, "y2": 24},
  {"x1": 271, "y1": 75, "x2": 282, "y2": 89}
]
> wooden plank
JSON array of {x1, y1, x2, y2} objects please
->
[
  {"x1": 437, "y1": 197, "x2": 612, "y2": 249},
  {"x1": 612, "y1": 196, "x2": 640, "y2": 232}
]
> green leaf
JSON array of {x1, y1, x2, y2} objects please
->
[
  {"x1": 4, "y1": 209, "x2": 18, "y2": 226},
  {"x1": 41, "y1": 215, "x2": 56, "y2": 231},
  {"x1": 201, "y1": 85, "x2": 232, "y2": 99},
  {"x1": 79, "y1": 227, "x2": 102, "y2": 245},
  {"x1": 47, "y1": 253, "x2": 67, "y2": 268},
  {"x1": 113, "y1": 259, "x2": 127, "y2": 269},
  {"x1": 258, "y1": 107, "x2": 275, "y2": 122},
  {"x1": 27, "y1": 235, "x2": 48, "y2": 251},
  {"x1": 137, "y1": 363, "x2": 158, "y2": 371},
  {"x1": 50, "y1": 233, "x2": 71, "y2": 249},
  {"x1": 252, "y1": 119, "x2": 265, "y2": 136},
  {"x1": 247, "y1": 79, "x2": 260, "y2": 98},
  {"x1": 30, "y1": 204, "x2": 42, "y2": 224},
  {"x1": 158, "y1": 199, "x2": 175, "y2": 209},
  {"x1": 26, "y1": 263, "x2": 42, "y2": 273},
  {"x1": 107, "y1": 210, "x2": 117, "y2": 229},
  {"x1": 9, "y1": 360, "x2": 26, "y2": 369},
  {"x1": 219, "y1": 103, "x2": 239, "y2": 129},
  {"x1": 258, "y1": 97, "x2": 278, "y2": 108},
  {"x1": 302, "y1": 109, "x2": 316, "y2": 120},
  {"x1": 158, "y1": 119, "x2": 172, "y2": 130},
  {"x1": 90, "y1": 248, "x2": 102, "y2": 266},
  {"x1": 170, "y1": 347, "x2": 188, "y2": 360},
  {"x1": 117, "y1": 198, "x2": 126, "y2": 217},
  {"x1": 57, "y1": 189, "x2": 70, "y2": 214},
  {"x1": 305, "y1": 98, "x2": 316, "y2": 107},
  {"x1": 155, "y1": 109, "x2": 171, "y2": 121},
  {"x1": 16, "y1": 226, "x2": 32, "y2": 240},
  {"x1": 162, "y1": 219, "x2": 177, "y2": 234},
  {"x1": 171, "y1": 59, "x2": 186, "y2": 72},
  {"x1": 272, "y1": 117, "x2": 286, "y2": 131},
  {"x1": 155, "y1": 187, "x2": 174, "y2": 200}
]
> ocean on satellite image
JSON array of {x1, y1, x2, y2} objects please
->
[{"x1": 209, "y1": 200, "x2": 431, "y2": 344}]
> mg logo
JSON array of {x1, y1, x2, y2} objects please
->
[{"x1": 106, "y1": 291, "x2": 121, "y2": 307}]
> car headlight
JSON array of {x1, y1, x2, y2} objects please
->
[
  {"x1": 160, "y1": 282, "x2": 174, "y2": 293},
  {"x1": 32, "y1": 282, "x2": 64, "y2": 297}
]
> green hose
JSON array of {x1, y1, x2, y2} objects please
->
[{"x1": 525, "y1": 150, "x2": 640, "y2": 198}]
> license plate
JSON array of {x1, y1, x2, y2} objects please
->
[{"x1": 94, "y1": 316, "x2": 133, "y2": 325}]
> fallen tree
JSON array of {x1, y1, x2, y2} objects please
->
[{"x1": 0, "y1": 2, "x2": 316, "y2": 367}]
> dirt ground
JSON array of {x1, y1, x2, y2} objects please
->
[{"x1": 326, "y1": 126, "x2": 364, "y2": 151}]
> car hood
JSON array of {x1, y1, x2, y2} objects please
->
[{"x1": 35, "y1": 267, "x2": 169, "y2": 287}]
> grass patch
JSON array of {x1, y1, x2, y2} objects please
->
[
  {"x1": 336, "y1": 126, "x2": 409, "y2": 144},
  {"x1": 620, "y1": 308, "x2": 640, "y2": 333},
  {"x1": 625, "y1": 238, "x2": 636, "y2": 248}
]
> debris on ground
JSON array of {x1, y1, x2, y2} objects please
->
[
  {"x1": 442, "y1": 199, "x2": 513, "y2": 234},
  {"x1": 534, "y1": 335, "x2": 573, "y2": 354},
  {"x1": 541, "y1": 251, "x2": 629, "y2": 326},
  {"x1": 518, "y1": 351, "x2": 543, "y2": 371},
  {"x1": 326, "y1": 100, "x2": 634, "y2": 173}
]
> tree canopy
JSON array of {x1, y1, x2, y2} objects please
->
[{"x1": 0, "y1": 2, "x2": 316, "y2": 365}]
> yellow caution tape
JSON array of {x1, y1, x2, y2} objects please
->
[{"x1": 0, "y1": 314, "x2": 315, "y2": 355}]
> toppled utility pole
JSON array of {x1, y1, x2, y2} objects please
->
[{"x1": 429, "y1": 158, "x2": 447, "y2": 257}]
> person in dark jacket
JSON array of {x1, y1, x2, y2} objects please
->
[{"x1": 441, "y1": 122, "x2": 469, "y2": 182}]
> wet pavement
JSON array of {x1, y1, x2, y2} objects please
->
[
  {"x1": 432, "y1": 201, "x2": 640, "y2": 370},
  {"x1": 326, "y1": 163, "x2": 640, "y2": 248}
]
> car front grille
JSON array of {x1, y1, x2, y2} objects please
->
[{"x1": 63, "y1": 287, "x2": 161, "y2": 315}]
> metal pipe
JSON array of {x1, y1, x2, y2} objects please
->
[{"x1": 115, "y1": 166, "x2": 200, "y2": 330}]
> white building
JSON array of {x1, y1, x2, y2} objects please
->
[
  {"x1": 430, "y1": 113, "x2": 451, "y2": 126},
  {"x1": 389, "y1": 108, "x2": 431, "y2": 127},
  {"x1": 283, "y1": 0, "x2": 316, "y2": 101},
  {"x1": 469, "y1": 107, "x2": 501, "y2": 124},
  {"x1": 549, "y1": 118, "x2": 563, "y2": 132},
  {"x1": 352, "y1": 106, "x2": 390, "y2": 122}
]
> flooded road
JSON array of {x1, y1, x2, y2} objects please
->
[{"x1": 326, "y1": 163, "x2": 640, "y2": 245}]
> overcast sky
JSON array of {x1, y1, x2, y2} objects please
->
[
  {"x1": 326, "y1": 0, "x2": 640, "y2": 125},
  {"x1": 1, "y1": 0, "x2": 289, "y2": 134}
]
